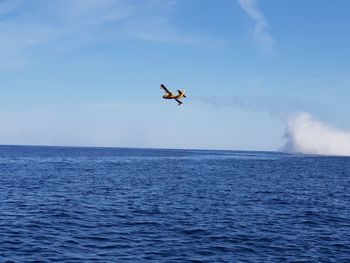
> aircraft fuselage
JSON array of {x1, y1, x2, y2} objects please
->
[{"x1": 163, "y1": 94, "x2": 185, "y2": 99}]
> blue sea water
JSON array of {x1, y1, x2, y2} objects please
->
[{"x1": 0, "y1": 146, "x2": 349, "y2": 262}]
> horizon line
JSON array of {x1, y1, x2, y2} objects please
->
[{"x1": 0, "y1": 143, "x2": 279, "y2": 153}]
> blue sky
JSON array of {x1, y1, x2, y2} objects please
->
[{"x1": 1, "y1": 0, "x2": 350, "y2": 151}]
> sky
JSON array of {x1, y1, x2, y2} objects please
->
[{"x1": 1, "y1": 0, "x2": 350, "y2": 153}]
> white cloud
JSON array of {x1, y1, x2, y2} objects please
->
[
  {"x1": 237, "y1": 0, "x2": 274, "y2": 51},
  {"x1": 0, "y1": 0, "x2": 222, "y2": 68}
]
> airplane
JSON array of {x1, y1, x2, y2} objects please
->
[{"x1": 160, "y1": 84, "x2": 186, "y2": 105}]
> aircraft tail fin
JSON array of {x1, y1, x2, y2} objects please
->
[{"x1": 177, "y1": 90, "x2": 186, "y2": 98}]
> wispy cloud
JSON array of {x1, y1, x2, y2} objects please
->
[
  {"x1": 237, "y1": 0, "x2": 274, "y2": 51},
  {"x1": 0, "y1": 0, "x2": 23, "y2": 17},
  {"x1": 0, "y1": 0, "x2": 221, "y2": 68}
]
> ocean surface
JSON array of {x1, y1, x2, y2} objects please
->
[{"x1": 0, "y1": 146, "x2": 349, "y2": 262}]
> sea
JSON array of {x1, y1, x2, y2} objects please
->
[{"x1": 0, "y1": 145, "x2": 349, "y2": 262}]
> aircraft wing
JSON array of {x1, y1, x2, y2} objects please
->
[
  {"x1": 160, "y1": 84, "x2": 172, "y2": 95},
  {"x1": 175, "y1": 98, "x2": 183, "y2": 105}
]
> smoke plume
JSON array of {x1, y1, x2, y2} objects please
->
[{"x1": 283, "y1": 112, "x2": 350, "y2": 156}]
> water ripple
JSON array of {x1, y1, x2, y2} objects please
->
[{"x1": 0, "y1": 146, "x2": 349, "y2": 262}]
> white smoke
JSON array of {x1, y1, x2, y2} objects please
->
[{"x1": 283, "y1": 112, "x2": 350, "y2": 156}]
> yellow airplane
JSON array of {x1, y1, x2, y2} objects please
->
[{"x1": 160, "y1": 84, "x2": 186, "y2": 105}]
